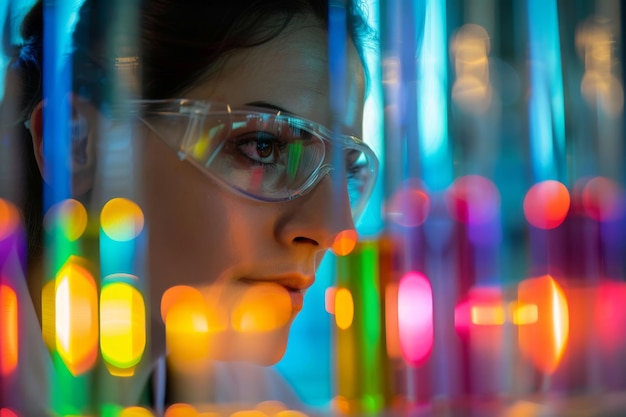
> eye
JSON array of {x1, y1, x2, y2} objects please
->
[
  {"x1": 345, "y1": 149, "x2": 365, "y2": 173},
  {"x1": 236, "y1": 132, "x2": 283, "y2": 165},
  {"x1": 256, "y1": 140, "x2": 273, "y2": 158}
]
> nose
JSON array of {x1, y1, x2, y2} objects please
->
[{"x1": 275, "y1": 173, "x2": 356, "y2": 252}]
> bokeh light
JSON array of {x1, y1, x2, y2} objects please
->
[
  {"x1": 471, "y1": 303, "x2": 505, "y2": 326},
  {"x1": 231, "y1": 283, "x2": 292, "y2": 332},
  {"x1": 100, "y1": 198, "x2": 145, "y2": 242},
  {"x1": 523, "y1": 180, "x2": 570, "y2": 229},
  {"x1": 331, "y1": 229, "x2": 358, "y2": 256},
  {"x1": 582, "y1": 176, "x2": 624, "y2": 221},
  {"x1": 255, "y1": 401, "x2": 286, "y2": 415},
  {"x1": 454, "y1": 287, "x2": 505, "y2": 331},
  {"x1": 120, "y1": 406, "x2": 155, "y2": 417},
  {"x1": 0, "y1": 199, "x2": 20, "y2": 241},
  {"x1": 509, "y1": 302, "x2": 539, "y2": 325},
  {"x1": 397, "y1": 271, "x2": 433, "y2": 367},
  {"x1": 165, "y1": 286, "x2": 222, "y2": 369},
  {"x1": 386, "y1": 182, "x2": 430, "y2": 227},
  {"x1": 384, "y1": 282, "x2": 401, "y2": 359},
  {"x1": 100, "y1": 282, "x2": 146, "y2": 375},
  {"x1": 275, "y1": 411, "x2": 309, "y2": 417},
  {"x1": 229, "y1": 411, "x2": 267, "y2": 417},
  {"x1": 55, "y1": 259, "x2": 98, "y2": 375},
  {"x1": 325, "y1": 287, "x2": 338, "y2": 314},
  {"x1": 446, "y1": 175, "x2": 500, "y2": 224},
  {"x1": 0, "y1": 409, "x2": 18, "y2": 417},
  {"x1": 334, "y1": 288, "x2": 354, "y2": 330},
  {"x1": 596, "y1": 281, "x2": 626, "y2": 353},
  {"x1": 43, "y1": 199, "x2": 88, "y2": 241},
  {"x1": 0, "y1": 283, "x2": 18, "y2": 376},
  {"x1": 518, "y1": 275, "x2": 570, "y2": 374},
  {"x1": 450, "y1": 24, "x2": 492, "y2": 113},
  {"x1": 577, "y1": 19, "x2": 624, "y2": 115},
  {"x1": 164, "y1": 403, "x2": 198, "y2": 417}
]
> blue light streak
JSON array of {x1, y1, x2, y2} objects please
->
[
  {"x1": 417, "y1": 0, "x2": 452, "y2": 192},
  {"x1": 527, "y1": 0, "x2": 566, "y2": 183}
]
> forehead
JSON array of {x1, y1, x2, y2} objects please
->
[{"x1": 184, "y1": 17, "x2": 365, "y2": 135}]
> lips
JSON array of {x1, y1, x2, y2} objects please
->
[{"x1": 238, "y1": 274, "x2": 314, "y2": 313}]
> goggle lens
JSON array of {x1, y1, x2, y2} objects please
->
[{"x1": 139, "y1": 101, "x2": 378, "y2": 219}]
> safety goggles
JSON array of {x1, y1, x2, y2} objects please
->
[{"x1": 131, "y1": 99, "x2": 378, "y2": 220}]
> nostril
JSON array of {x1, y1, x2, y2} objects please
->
[{"x1": 293, "y1": 236, "x2": 319, "y2": 246}]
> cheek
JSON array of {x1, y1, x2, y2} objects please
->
[{"x1": 139, "y1": 139, "x2": 234, "y2": 293}]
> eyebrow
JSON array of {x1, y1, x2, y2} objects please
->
[{"x1": 245, "y1": 101, "x2": 295, "y2": 116}]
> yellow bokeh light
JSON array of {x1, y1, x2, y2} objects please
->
[
  {"x1": 231, "y1": 283, "x2": 291, "y2": 333},
  {"x1": 41, "y1": 280, "x2": 56, "y2": 349},
  {"x1": 471, "y1": 305, "x2": 505, "y2": 326},
  {"x1": 44, "y1": 199, "x2": 88, "y2": 241},
  {"x1": 120, "y1": 407, "x2": 155, "y2": 417},
  {"x1": 55, "y1": 260, "x2": 98, "y2": 375},
  {"x1": 100, "y1": 283, "x2": 146, "y2": 374},
  {"x1": 334, "y1": 288, "x2": 354, "y2": 330},
  {"x1": 509, "y1": 302, "x2": 538, "y2": 325},
  {"x1": 100, "y1": 198, "x2": 144, "y2": 242}
]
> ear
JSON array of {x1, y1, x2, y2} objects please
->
[{"x1": 28, "y1": 95, "x2": 97, "y2": 196}]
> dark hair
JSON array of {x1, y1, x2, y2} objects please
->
[{"x1": 4, "y1": 0, "x2": 373, "y2": 263}]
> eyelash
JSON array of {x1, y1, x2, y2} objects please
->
[{"x1": 233, "y1": 133, "x2": 288, "y2": 168}]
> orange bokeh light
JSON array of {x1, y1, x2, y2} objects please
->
[
  {"x1": 231, "y1": 283, "x2": 292, "y2": 332},
  {"x1": 518, "y1": 275, "x2": 569, "y2": 374},
  {"x1": 165, "y1": 403, "x2": 198, "y2": 417},
  {"x1": 384, "y1": 282, "x2": 401, "y2": 359},
  {"x1": 165, "y1": 286, "x2": 212, "y2": 368},
  {"x1": 0, "y1": 283, "x2": 18, "y2": 376},
  {"x1": 523, "y1": 180, "x2": 570, "y2": 229},
  {"x1": 0, "y1": 199, "x2": 20, "y2": 241},
  {"x1": 331, "y1": 230, "x2": 358, "y2": 256}
]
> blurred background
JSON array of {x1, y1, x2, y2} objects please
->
[{"x1": 2, "y1": 0, "x2": 626, "y2": 416}]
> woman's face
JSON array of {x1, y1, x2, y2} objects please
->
[{"x1": 138, "y1": 17, "x2": 365, "y2": 364}]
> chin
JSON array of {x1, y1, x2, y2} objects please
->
[
  {"x1": 215, "y1": 322, "x2": 293, "y2": 365},
  {"x1": 167, "y1": 320, "x2": 294, "y2": 371},
  {"x1": 164, "y1": 280, "x2": 299, "y2": 367}
]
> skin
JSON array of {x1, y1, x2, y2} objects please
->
[
  {"x1": 32, "y1": 15, "x2": 365, "y2": 371},
  {"x1": 139, "y1": 16, "x2": 365, "y2": 365}
]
